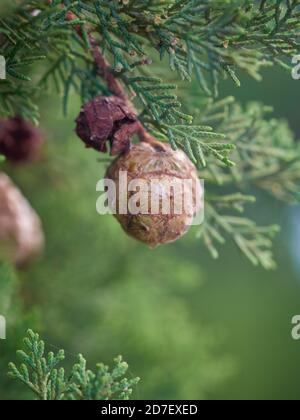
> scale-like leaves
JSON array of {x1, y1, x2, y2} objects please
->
[{"x1": 8, "y1": 330, "x2": 140, "y2": 400}]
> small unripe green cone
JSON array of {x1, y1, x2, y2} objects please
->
[{"x1": 106, "y1": 141, "x2": 202, "y2": 248}]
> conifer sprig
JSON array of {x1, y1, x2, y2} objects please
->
[
  {"x1": 87, "y1": 0, "x2": 300, "y2": 94},
  {"x1": 198, "y1": 98, "x2": 300, "y2": 203},
  {"x1": 199, "y1": 196, "x2": 280, "y2": 270},
  {"x1": 8, "y1": 330, "x2": 140, "y2": 400}
]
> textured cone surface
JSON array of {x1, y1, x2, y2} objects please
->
[
  {"x1": 0, "y1": 173, "x2": 44, "y2": 266},
  {"x1": 75, "y1": 95, "x2": 138, "y2": 155},
  {"x1": 106, "y1": 142, "x2": 202, "y2": 247}
]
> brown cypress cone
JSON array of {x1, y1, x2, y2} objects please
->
[
  {"x1": 0, "y1": 116, "x2": 43, "y2": 164},
  {"x1": 0, "y1": 173, "x2": 44, "y2": 267},
  {"x1": 106, "y1": 141, "x2": 202, "y2": 248},
  {"x1": 75, "y1": 95, "x2": 140, "y2": 155}
]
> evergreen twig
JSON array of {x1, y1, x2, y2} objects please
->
[{"x1": 8, "y1": 330, "x2": 140, "y2": 400}]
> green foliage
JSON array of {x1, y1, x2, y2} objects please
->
[
  {"x1": 0, "y1": 261, "x2": 139, "y2": 401},
  {"x1": 0, "y1": 263, "x2": 40, "y2": 399},
  {"x1": 1, "y1": 0, "x2": 299, "y2": 163},
  {"x1": 193, "y1": 98, "x2": 300, "y2": 268},
  {"x1": 0, "y1": 0, "x2": 299, "y2": 268},
  {"x1": 8, "y1": 330, "x2": 139, "y2": 400},
  {"x1": 198, "y1": 195, "x2": 280, "y2": 269},
  {"x1": 198, "y1": 98, "x2": 300, "y2": 203}
]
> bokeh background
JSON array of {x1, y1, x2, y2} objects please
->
[{"x1": 0, "y1": 64, "x2": 300, "y2": 400}]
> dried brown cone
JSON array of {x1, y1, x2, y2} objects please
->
[
  {"x1": 0, "y1": 116, "x2": 44, "y2": 164},
  {"x1": 106, "y1": 141, "x2": 202, "y2": 248},
  {"x1": 75, "y1": 95, "x2": 140, "y2": 156},
  {"x1": 0, "y1": 173, "x2": 44, "y2": 267}
]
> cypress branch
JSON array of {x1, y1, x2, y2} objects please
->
[{"x1": 0, "y1": 0, "x2": 299, "y2": 266}]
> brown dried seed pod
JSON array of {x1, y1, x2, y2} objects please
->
[
  {"x1": 0, "y1": 116, "x2": 43, "y2": 164},
  {"x1": 0, "y1": 173, "x2": 44, "y2": 267},
  {"x1": 75, "y1": 95, "x2": 140, "y2": 155},
  {"x1": 106, "y1": 141, "x2": 202, "y2": 248}
]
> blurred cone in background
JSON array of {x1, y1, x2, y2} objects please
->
[
  {"x1": 0, "y1": 117, "x2": 44, "y2": 164},
  {"x1": 0, "y1": 173, "x2": 44, "y2": 267}
]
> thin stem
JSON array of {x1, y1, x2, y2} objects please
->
[
  {"x1": 88, "y1": 33, "x2": 158, "y2": 145},
  {"x1": 61, "y1": 3, "x2": 160, "y2": 146},
  {"x1": 88, "y1": 34, "x2": 126, "y2": 101}
]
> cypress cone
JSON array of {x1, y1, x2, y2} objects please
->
[
  {"x1": 0, "y1": 173, "x2": 44, "y2": 266},
  {"x1": 0, "y1": 117, "x2": 43, "y2": 164},
  {"x1": 106, "y1": 141, "x2": 202, "y2": 248}
]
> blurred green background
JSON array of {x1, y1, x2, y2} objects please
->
[{"x1": 0, "y1": 65, "x2": 300, "y2": 400}]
